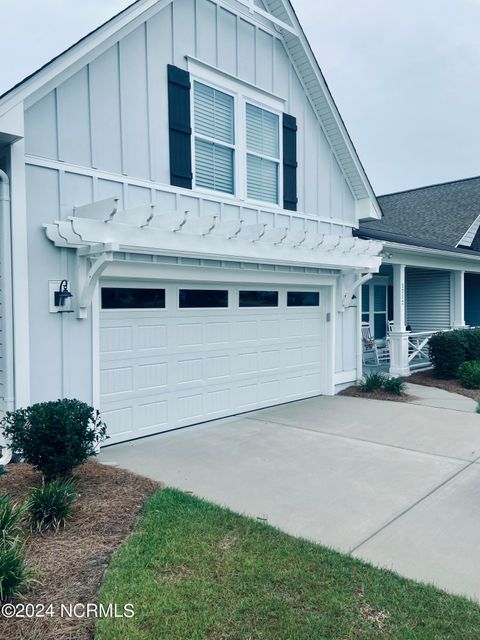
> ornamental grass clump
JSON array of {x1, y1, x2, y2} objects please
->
[
  {"x1": 0, "y1": 542, "x2": 31, "y2": 602},
  {"x1": 0, "y1": 494, "x2": 32, "y2": 602},
  {"x1": 382, "y1": 376, "x2": 407, "y2": 396},
  {"x1": 27, "y1": 478, "x2": 77, "y2": 532},
  {"x1": 1, "y1": 399, "x2": 107, "y2": 481},
  {"x1": 0, "y1": 494, "x2": 25, "y2": 547},
  {"x1": 359, "y1": 372, "x2": 407, "y2": 396},
  {"x1": 359, "y1": 372, "x2": 387, "y2": 393}
]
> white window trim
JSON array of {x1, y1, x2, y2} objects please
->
[
  {"x1": 189, "y1": 64, "x2": 284, "y2": 207},
  {"x1": 245, "y1": 99, "x2": 283, "y2": 207},
  {"x1": 192, "y1": 80, "x2": 237, "y2": 197},
  {"x1": 362, "y1": 280, "x2": 389, "y2": 340}
]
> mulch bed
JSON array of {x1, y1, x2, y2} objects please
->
[
  {"x1": 339, "y1": 386, "x2": 415, "y2": 403},
  {"x1": 409, "y1": 369, "x2": 480, "y2": 401},
  {"x1": 0, "y1": 460, "x2": 159, "y2": 640}
]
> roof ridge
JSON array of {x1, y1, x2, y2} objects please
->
[{"x1": 378, "y1": 174, "x2": 480, "y2": 199}]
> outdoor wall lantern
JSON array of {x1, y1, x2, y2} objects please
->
[{"x1": 52, "y1": 279, "x2": 74, "y2": 313}]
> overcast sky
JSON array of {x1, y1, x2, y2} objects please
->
[{"x1": 1, "y1": 0, "x2": 479, "y2": 195}]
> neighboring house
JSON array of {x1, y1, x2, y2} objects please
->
[
  {"x1": 0, "y1": 0, "x2": 383, "y2": 445},
  {"x1": 357, "y1": 176, "x2": 480, "y2": 376}
]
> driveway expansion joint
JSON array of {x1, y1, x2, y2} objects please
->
[
  {"x1": 348, "y1": 452, "x2": 480, "y2": 555},
  {"x1": 246, "y1": 416, "x2": 474, "y2": 465}
]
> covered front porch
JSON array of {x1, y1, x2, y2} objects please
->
[{"x1": 362, "y1": 251, "x2": 480, "y2": 377}]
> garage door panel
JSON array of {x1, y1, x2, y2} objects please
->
[
  {"x1": 100, "y1": 283, "x2": 328, "y2": 444},
  {"x1": 136, "y1": 323, "x2": 168, "y2": 351},
  {"x1": 136, "y1": 362, "x2": 168, "y2": 391},
  {"x1": 205, "y1": 355, "x2": 231, "y2": 380},
  {"x1": 177, "y1": 358, "x2": 203, "y2": 384},
  {"x1": 100, "y1": 326, "x2": 134, "y2": 354},
  {"x1": 205, "y1": 321, "x2": 230, "y2": 344}
]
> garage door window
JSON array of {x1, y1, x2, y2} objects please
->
[
  {"x1": 179, "y1": 289, "x2": 228, "y2": 308},
  {"x1": 287, "y1": 292, "x2": 320, "y2": 307},
  {"x1": 101, "y1": 288, "x2": 166, "y2": 309},
  {"x1": 239, "y1": 291, "x2": 279, "y2": 308}
]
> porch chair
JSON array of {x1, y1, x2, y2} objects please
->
[{"x1": 361, "y1": 322, "x2": 390, "y2": 366}]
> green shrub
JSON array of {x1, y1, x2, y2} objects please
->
[
  {"x1": 458, "y1": 361, "x2": 480, "y2": 389},
  {"x1": 0, "y1": 466, "x2": 5, "y2": 477},
  {"x1": 383, "y1": 377, "x2": 407, "y2": 396},
  {"x1": 359, "y1": 372, "x2": 387, "y2": 392},
  {"x1": 28, "y1": 478, "x2": 76, "y2": 532},
  {"x1": 429, "y1": 330, "x2": 469, "y2": 378},
  {"x1": 0, "y1": 542, "x2": 31, "y2": 602},
  {"x1": 0, "y1": 495, "x2": 25, "y2": 546},
  {"x1": 1, "y1": 399, "x2": 107, "y2": 480}
]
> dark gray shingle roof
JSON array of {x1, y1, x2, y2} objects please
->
[{"x1": 360, "y1": 176, "x2": 480, "y2": 250}]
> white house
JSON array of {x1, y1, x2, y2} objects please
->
[
  {"x1": 358, "y1": 177, "x2": 480, "y2": 377},
  {"x1": 0, "y1": 0, "x2": 383, "y2": 446}
]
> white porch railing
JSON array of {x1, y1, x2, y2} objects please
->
[{"x1": 407, "y1": 331, "x2": 436, "y2": 370}]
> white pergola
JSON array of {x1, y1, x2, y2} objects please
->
[{"x1": 44, "y1": 197, "x2": 383, "y2": 319}]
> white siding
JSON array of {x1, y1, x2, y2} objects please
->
[
  {"x1": 406, "y1": 268, "x2": 451, "y2": 332},
  {"x1": 20, "y1": 0, "x2": 363, "y2": 407},
  {"x1": 23, "y1": 0, "x2": 357, "y2": 224}
]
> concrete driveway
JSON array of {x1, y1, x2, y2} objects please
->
[{"x1": 100, "y1": 385, "x2": 480, "y2": 601}]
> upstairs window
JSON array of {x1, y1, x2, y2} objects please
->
[
  {"x1": 193, "y1": 82, "x2": 235, "y2": 195},
  {"x1": 246, "y1": 103, "x2": 280, "y2": 204}
]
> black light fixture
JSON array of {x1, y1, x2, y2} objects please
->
[{"x1": 54, "y1": 280, "x2": 73, "y2": 310}]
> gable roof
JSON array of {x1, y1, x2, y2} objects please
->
[
  {"x1": 0, "y1": 0, "x2": 380, "y2": 218},
  {"x1": 360, "y1": 176, "x2": 480, "y2": 252}
]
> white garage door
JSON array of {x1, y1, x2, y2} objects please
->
[{"x1": 100, "y1": 282, "x2": 328, "y2": 445}]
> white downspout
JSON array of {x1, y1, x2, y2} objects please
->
[{"x1": 0, "y1": 169, "x2": 15, "y2": 413}]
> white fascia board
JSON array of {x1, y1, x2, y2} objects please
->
[
  {"x1": 265, "y1": 0, "x2": 381, "y2": 218},
  {"x1": 0, "y1": 103, "x2": 24, "y2": 141},
  {"x1": 0, "y1": 0, "x2": 172, "y2": 116},
  {"x1": 356, "y1": 198, "x2": 382, "y2": 222},
  {"x1": 383, "y1": 241, "x2": 480, "y2": 272}
]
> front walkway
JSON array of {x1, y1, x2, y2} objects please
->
[{"x1": 100, "y1": 387, "x2": 480, "y2": 601}]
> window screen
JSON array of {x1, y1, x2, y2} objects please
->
[
  {"x1": 102, "y1": 288, "x2": 166, "y2": 309},
  {"x1": 194, "y1": 82, "x2": 235, "y2": 194},
  {"x1": 246, "y1": 103, "x2": 279, "y2": 204},
  {"x1": 287, "y1": 292, "x2": 320, "y2": 307},
  {"x1": 179, "y1": 289, "x2": 228, "y2": 308},
  {"x1": 239, "y1": 291, "x2": 279, "y2": 307}
]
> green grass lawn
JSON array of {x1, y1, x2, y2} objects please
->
[{"x1": 96, "y1": 489, "x2": 480, "y2": 640}]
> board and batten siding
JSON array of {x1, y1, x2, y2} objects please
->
[
  {"x1": 24, "y1": 0, "x2": 356, "y2": 224},
  {"x1": 406, "y1": 268, "x2": 451, "y2": 332}
]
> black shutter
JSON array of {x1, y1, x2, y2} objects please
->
[
  {"x1": 168, "y1": 65, "x2": 192, "y2": 189},
  {"x1": 283, "y1": 113, "x2": 298, "y2": 211}
]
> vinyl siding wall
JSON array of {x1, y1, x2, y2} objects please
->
[{"x1": 406, "y1": 268, "x2": 451, "y2": 332}]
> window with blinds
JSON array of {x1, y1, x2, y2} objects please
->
[
  {"x1": 193, "y1": 82, "x2": 235, "y2": 194},
  {"x1": 246, "y1": 103, "x2": 280, "y2": 204}
]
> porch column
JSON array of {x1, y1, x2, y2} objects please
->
[
  {"x1": 389, "y1": 264, "x2": 410, "y2": 377},
  {"x1": 452, "y1": 270, "x2": 466, "y2": 328}
]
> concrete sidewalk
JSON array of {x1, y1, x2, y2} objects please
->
[
  {"x1": 406, "y1": 382, "x2": 478, "y2": 412},
  {"x1": 100, "y1": 388, "x2": 480, "y2": 601}
]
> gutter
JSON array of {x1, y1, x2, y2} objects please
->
[{"x1": 0, "y1": 169, "x2": 14, "y2": 412}]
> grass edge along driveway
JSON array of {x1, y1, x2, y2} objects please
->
[{"x1": 96, "y1": 489, "x2": 480, "y2": 640}]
